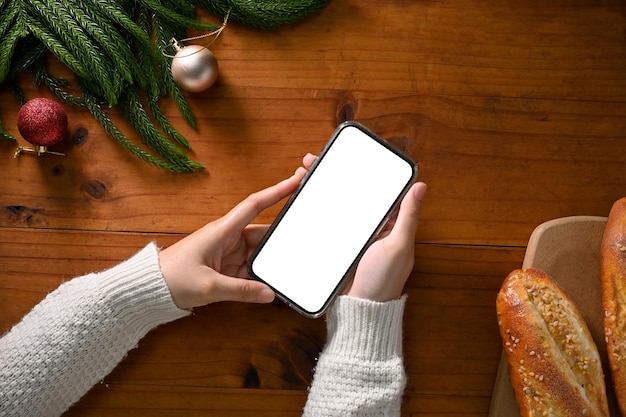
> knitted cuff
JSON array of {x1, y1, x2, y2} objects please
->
[
  {"x1": 323, "y1": 295, "x2": 407, "y2": 361},
  {"x1": 95, "y1": 242, "x2": 190, "y2": 335}
]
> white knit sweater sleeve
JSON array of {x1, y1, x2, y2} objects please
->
[
  {"x1": 0, "y1": 242, "x2": 190, "y2": 417},
  {"x1": 303, "y1": 295, "x2": 407, "y2": 417}
]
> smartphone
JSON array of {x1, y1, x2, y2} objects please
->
[{"x1": 248, "y1": 121, "x2": 418, "y2": 318}]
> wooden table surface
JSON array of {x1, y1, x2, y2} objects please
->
[{"x1": 2, "y1": 1, "x2": 626, "y2": 415}]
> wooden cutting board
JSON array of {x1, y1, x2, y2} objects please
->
[{"x1": 488, "y1": 215, "x2": 621, "y2": 416}]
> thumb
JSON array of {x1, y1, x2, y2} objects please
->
[
  {"x1": 210, "y1": 274, "x2": 276, "y2": 304},
  {"x1": 390, "y1": 182, "x2": 427, "y2": 242}
]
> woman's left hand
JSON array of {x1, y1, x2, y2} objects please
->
[{"x1": 159, "y1": 154, "x2": 316, "y2": 310}]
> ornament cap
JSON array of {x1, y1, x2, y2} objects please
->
[
  {"x1": 170, "y1": 38, "x2": 184, "y2": 52},
  {"x1": 14, "y1": 145, "x2": 65, "y2": 158}
]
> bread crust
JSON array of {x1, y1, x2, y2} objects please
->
[
  {"x1": 497, "y1": 268, "x2": 609, "y2": 417},
  {"x1": 601, "y1": 197, "x2": 626, "y2": 415}
]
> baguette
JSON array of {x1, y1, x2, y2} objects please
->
[
  {"x1": 496, "y1": 268, "x2": 609, "y2": 417},
  {"x1": 601, "y1": 197, "x2": 626, "y2": 415}
]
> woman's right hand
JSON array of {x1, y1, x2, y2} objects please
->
[{"x1": 344, "y1": 181, "x2": 427, "y2": 302}]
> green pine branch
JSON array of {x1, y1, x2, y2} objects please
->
[
  {"x1": 8, "y1": 39, "x2": 46, "y2": 78},
  {"x1": 151, "y1": 8, "x2": 197, "y2": 130},
  {"x1": 27, "y1": 0, "x2": 121, "y2": 105},
  {"x1": 197, "y1": 0, "x2": 327, "y2": 30},
  {"x1": 59, "y1": 0, "x2": 138, "y2": 86},
  {"x1": 84, "y1": 91, "x2": 189, "y2": 172},
  {"x1": 0, "y1": 7, "x2": 26, "y2": 83},
  {"x1": 138, "y1": 8, "x2": 190, "y2": 148},
  {"x1": 0, "y1": 4, "x2": 19, "y2": 41},
  {"x1": 0, "y1": 0, "x2": 327, "y2": 172},
  {"x1": 120, "y1": 89, "x2": 204, "y2": 172},
  {"x1": 138, "y1": 0, "x2": 220, "y2": 32},
  {"x1": 0, "y1": 119, "x2": 16, "y2": 141},
  {"x1": 32, "y1": 61, "x2": 84, "y2": 107},
  {"x1": 23, "y1": 10, "x2": 91, "y2": 80}
]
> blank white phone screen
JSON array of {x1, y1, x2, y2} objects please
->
[{"x1": 250, "y1": 125, "x2": 415, "y2": 316}]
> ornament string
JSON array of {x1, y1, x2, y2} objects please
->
[{"x1": 161, "y1": 10, "x2": 230, "y2": 58}]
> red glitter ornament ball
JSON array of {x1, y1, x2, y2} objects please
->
[{"x1": 17, "y1": 98, "x2": 68, "y2": 147}]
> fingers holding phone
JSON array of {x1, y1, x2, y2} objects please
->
[
  {"x1": 346, "y1": 181, "x2": 427, "y2": 302},
  {"x1": 248, "y1": 122, "x2": 418, "y2": 317}
]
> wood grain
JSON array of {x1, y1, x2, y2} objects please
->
[
  {"x1": 2, "y1": 92, "x2": 625, "y2": 245},
  {"x1": 1, "y1": 0, "x2": 625, "y2": 415}
]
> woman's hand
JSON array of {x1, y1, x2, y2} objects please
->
[
  {"x1": 159, "y1": 155, "x2": 316, "y2": 310},
  {"x1": 344, "y1": 181, "x2": 427, "y2": 301},
  {"x1": 158, "y1": 151, "x2": 425, "y2": 310}
]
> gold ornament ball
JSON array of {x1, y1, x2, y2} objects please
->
[{"x1": 171, "y1": 45, "x2": 219, "y2": 93}]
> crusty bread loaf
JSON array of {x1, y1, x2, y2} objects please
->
[
  {"x1": 497, "y1": 268, "x2": 609, "y2": 417},
  {"x1": 601, "y1": 197, "x2": 626, "y2": 415}
]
